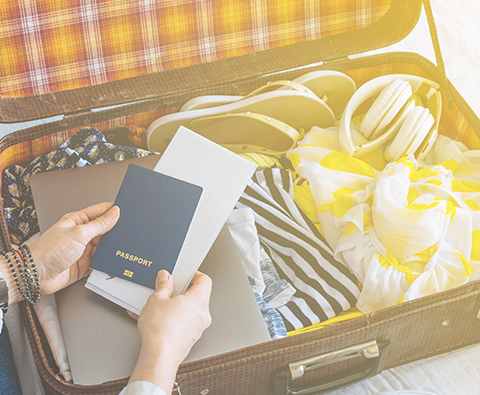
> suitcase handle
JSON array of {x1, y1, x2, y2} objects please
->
[{"x1": 273, "y1": 340, "x2": 390, "y2": 395}]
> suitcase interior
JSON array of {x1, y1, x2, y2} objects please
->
[{"x1": 1, "y1": 1, "x2": 480, "y2": 394}]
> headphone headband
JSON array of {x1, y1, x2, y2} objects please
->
[{"x1": 339, "y1": 74, "x2": 442, "y2": 160}]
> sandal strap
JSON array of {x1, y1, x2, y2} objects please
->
[
  {"x1": 243, "y1": 80, "x2": 318, "y2": 100},
  {"x1": 189, "y1": 112, "x2": 302, "y2": 155}
]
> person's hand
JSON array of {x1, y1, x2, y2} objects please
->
[
  {"x1": 137, "y1": 270, "x2": 212, "y2": 364},
  {"x1": 29, "y1": 202, "x2": 120, "y2": 296},
  {"x1": 128, "y1": 270, "x2": 212, "y2": 392}
]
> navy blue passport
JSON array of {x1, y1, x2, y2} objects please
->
[{"x1": 90, "y1": 164, "x2": 203, "y2": 289}]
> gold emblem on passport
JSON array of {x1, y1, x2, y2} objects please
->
[{"x1": 123, "y1": 269, "x2": 134, "y2": 278}]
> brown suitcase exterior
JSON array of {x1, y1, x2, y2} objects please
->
[{"x1": 2, "y1": 0, "x2": 480, "y2": 394}]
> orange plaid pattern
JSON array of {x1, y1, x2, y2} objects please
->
[{"x1": 0, "y1": 0, "x2": 391, "y2": 98}]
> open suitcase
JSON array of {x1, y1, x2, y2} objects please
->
[{"x1": 1, "y1": 0, "x2": 480, "y2": 394}]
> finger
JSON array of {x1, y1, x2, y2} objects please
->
[
  {"x1": 154, "y1": 270, "x2": 174, "y2": 299},
  {"x1": 63, "y1": 202, "x2": 115, "y2": 226},
  {"x1": 189, "y1": 271, "x2": 203, "y2": 284},
  {"x1": 77, "y1": 202, "x2": 115, "y2": 222},
  {"x1": 89, "y1": 234, "x2": 102, "y2": 247},
  {"x1": 78, "y1": 205, "x2": 120, "y2": 240},
  {"x1": 76, "y1": 255, "x2": 93, "y2": 278},
  {"x1": 184, "y1": 272, "x2": 212, "y2": 300},
  {"x1": 126, "y1": 310, "x2": 139, "y2": 320}
]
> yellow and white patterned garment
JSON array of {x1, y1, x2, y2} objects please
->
[{"x1": 287, "y1": 136, "x2": 480, "y2": 313}]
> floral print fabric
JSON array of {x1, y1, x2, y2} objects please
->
[{"x1": 2, "y1": 127, "x2": 157, "y2": 245}]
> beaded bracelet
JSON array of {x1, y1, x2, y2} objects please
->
[
  {"x1": 1, "y1": 246, "x2": 40, "y2": 305},
  {"x1": 20, "y1": 245, "x2": 40, "y2": 304},
  {"x1": 11, "y1": 248, "x2": 30, "y2": 301}
]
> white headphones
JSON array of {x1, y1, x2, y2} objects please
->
[{"x1": 339, "y1": 74, "x2": 442, "y2": 162}]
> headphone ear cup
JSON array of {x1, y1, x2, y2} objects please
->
[
  {"x1": 416, "y1": 128, "x2": 438, "y2": 162},
  {"x1": 384, "y1": 106, "x2": 432, "y2": 163},
  {"x1": 360, "y1": 79, "x2": 412, "y2": 140},
  {"x1": 404, "y1": 112, "x2": 434, "y2": 158}
]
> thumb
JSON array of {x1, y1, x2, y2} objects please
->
[
  {"x1": 154, "y1": 270, "x2": 174, "y2": 299},
  {"x1": 80, "y1": 205, "x2": 120, "y2": 240}
]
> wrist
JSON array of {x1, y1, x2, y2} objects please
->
[
  {"x1": 0, "y1": 247, "x2": 41, "y2": 306},
  {"x1": 139, "y1": 334, "x2": 188, "y2": 368},
  {"x1": 0, "y1": 252, "x2": 24, "y2": 305},
  {"x1": 27, "y1": 243, "x2": 45, "y2": 282},
  {"x1": 128, "y1": 343, "x2": 182, "y2": 393}
]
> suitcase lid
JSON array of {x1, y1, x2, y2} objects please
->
[{"x1": 0, "y1": 0, "x2": 422, "y2": 123}]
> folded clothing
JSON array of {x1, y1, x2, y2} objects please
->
[
  {"x1": 251, "y1": 289, "x2": 288, "y2": 340},
  {"x1": 288, "y1": 138, "x2": 480, "y2": 313},
  {"x1": 227, "y1": 208, "x2": 293, "y2": 339},
  {"x1": 236, "y1": 167, "x2": 360, "y2": 332},
  {"x1": 2, "y1": 127, "x2": 157, "y2": 245}
]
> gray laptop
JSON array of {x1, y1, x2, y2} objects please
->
[{"x1": 31, "y1": 156, "x2": 270, "y2": 385}]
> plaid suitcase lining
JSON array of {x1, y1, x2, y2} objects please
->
[{"x1": 0, "y1": 0, "x2": 391, "y2": 98}]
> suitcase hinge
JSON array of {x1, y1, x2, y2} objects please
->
[
  {"x1": 63, "y1": 109, "x2": 92, "y2": 120},
  {"x1": 323, "y1": 56, "x2": 350, "y2": 65},
  {"x1": 324, "y1": 52, "x2": 368, "y2": 65}
]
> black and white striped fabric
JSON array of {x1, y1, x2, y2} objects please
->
[{"x1": 236, "y1": 167, "x2": 360, "y2": 332}]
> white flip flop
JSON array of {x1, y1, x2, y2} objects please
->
[
  {"x1": 180, "y1": 70, "x2": 356, "y2": 118},
  {"x1": 180, "y1": 79, "x2": 316, "y2": 111},
  {"x1": 147, "y1": 89, "x2": 335, "y2": 153},
  {"x1": 279, "y1": 70, "x2": 356, "y2": 118},
  {"x1": 187, "y1": 112, "x2": 302, "y2": 155}
]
